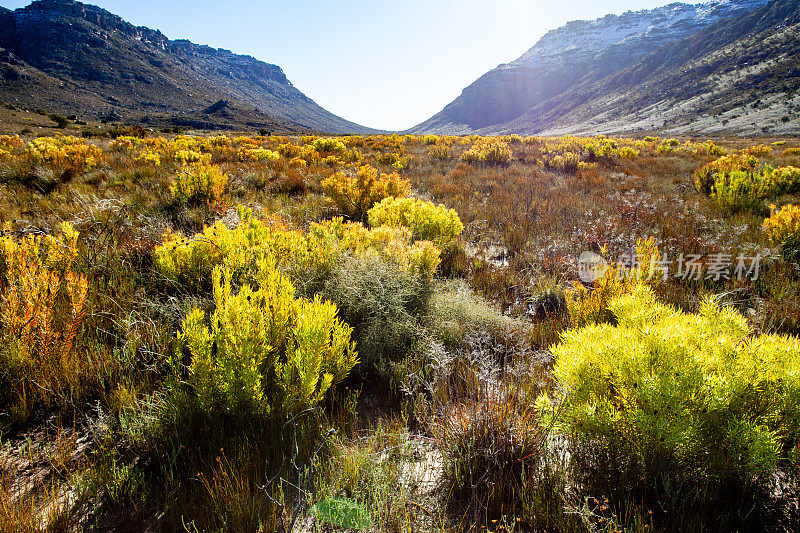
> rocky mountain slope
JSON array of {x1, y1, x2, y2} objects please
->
[
  {"x1": 510, "y1": 0, "x2": 800, "y2": 136},
  {"x1": 410, "y1": 0, "x2": 788, "y2": 135},
  {"x1": 0, "y1": 0, "x2": 374, "y2": 133}
]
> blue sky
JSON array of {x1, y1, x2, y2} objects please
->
[{"x1": 1, "y1": 0, "x2": 697, "y2": 130}]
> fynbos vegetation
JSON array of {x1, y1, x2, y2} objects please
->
[{"x1": 1, "y1": 131, "x2": 800, "y2": 532}]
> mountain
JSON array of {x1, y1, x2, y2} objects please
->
[
  {"x1": 0, "y1": 0, "x2": 374, "y2": 133},
  {"x1": 409, "y1": 0, "x2": 797, "y2": 136},
  {"x1": 505, "y1": 0, "x2": 800, "y2": 136}
]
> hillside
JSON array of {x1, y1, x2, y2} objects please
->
[
  {"x1": 510, "y1": 0, "x2": 800, "y2": 136},
  {"x1": 0, "y1": 0, "x2": 375, "y2": 133},
  {"x1": 409, "y1": 0, "x2": 788, "y2": 135}
]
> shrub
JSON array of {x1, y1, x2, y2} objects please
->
[
  {"x1": 367, "y1": 196, "x2": 463, "y2": 246},
  {"x1": 712, "y1": 169, "x2": 770, "y2": 213},
  {"x1": 695, "y1": 159, "x2": 800, "y2": 213},
  {"x1": 237, "y1": 147, "x2": 279, "y2": 162},
  {"x1": 744, "y1": 144, "x2": 772, "y2": 157},
  {"x1": 764, "y1": 165, "x2": 800, "y2": 195},
  {"x1": 174, "y1": 149, "x2": 208, "y2": 165},
  {"x1": 48, "y1": 114, "x2": 69, "y2": 128},
  {"x1": 432, "y1": 391, "x2": 544, "y2": 526},
  {"x1": 0, "y1": 223, "x2": 88, "y2": 420},
  {"x1": 170, "y1": 163, "x2": 228, "y2": 205},
  {"x1": 427, "y1": 143, "x2": 453, "y2": 161},
  {"x1": 134, "y1": 150, "x2": 161, "y2": 166},
  {"x1": 693, "y1": 154, "x2": 758, "y2": 195},
  {"x1": 278, "y1": 143, "x2": 320, "y2": 165},
  {"x1": 288, "y1": 156, "x2": 307, "y2": 168},
  {"x1": 156, "y1": 207, "x2": 440, "y2": 291},
  {"x1": 178, "y1": 258, "x2": 358, "y2": 416},
  {"x1": 694, "y1": 140, "x2": 727, "y2": 156},
  {"x1": 312, "y1": 137, "x2": 346, "y2": 154},
  {"x1": 585, "y1": 138, "x2": 638, "y2": 161},
  {"x1": 549, "y1": 286, "x2": 800, "y2": 525},
  {"x1": 321, "y1": 164, "x2": 410, "y2": 221},
  {"x1": 764, "y1": 204, "x2": 800, "y2": 261},
  {"x1": 764, "y1": 204, "x2": 800, "y2": 245},
  {"x1": 155, "y1": 207, "x2": 332, "y2": 290},
  {"x1": 25, "y1": 135, "x2": 103, "y2": 174},
  {"x1": 376, "y1": 151, "x2": 409, "y2": 169},
  {"x1": 460, "y1": 138, "x2": 511, "y2": 166},
  {"x1": 320, "y1": 253, "x2": 428, "y2": 370},
  {"x1": 783, "y1": 147, "x2": 800, "y2": 156},
  {"x1": 424, "y1": 280, "x2": 521, "y2": 350},
  {"x1": 542, "y1": 152, "x2": 585, "y2": 173}
]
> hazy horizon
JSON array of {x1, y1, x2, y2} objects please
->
[{"x1": 1, "y1": 0, "x2": 705, "y2": 131}]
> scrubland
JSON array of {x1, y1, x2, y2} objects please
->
[{"x1": 1, "y1": 130, "x2": 800, "y2": 532}]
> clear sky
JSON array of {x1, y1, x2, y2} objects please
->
[{"x1": 0, "y1": 0, "x2": 698, "y2": 131}]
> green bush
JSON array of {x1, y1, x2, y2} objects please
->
[
  {"x1": 367, "y1": 196, "x2": 464, "y2": 247},
  {"x1": 320, "y1": 253, "x2": 429, "y2": 371},
  {"x1": 178, "y1": 258, "x2": 358, "y2": 416},
  {"x1": 548, "y1": 285, "x2": 800, "y2": 524},
  {"x1": 424, "y1": 280, "x2": 521, "y2": 351}
]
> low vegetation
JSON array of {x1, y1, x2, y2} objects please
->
[{"x1": 1, "y1": 130, "x2": 800, "y2": 531}]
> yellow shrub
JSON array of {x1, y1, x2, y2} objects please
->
[
  {"x1": 155, "y1": 207, "x2": 325, "y2": 288},
  {"x1": 693, "y1": 140, "x2": 727, "y2": 156},
  {"x1": 551, "y1": 285, "x2": 800, "y2": 497},
  {"x1": 134, "y1": 150, "x2": 161, "y2": 166},
  {"x1": 566, "y1": 238, "x2": 662, "y2": 328},
  {"x1": 763, "y1": 166, "x2": 800, "y2": 195},
  {"x1": 427, "y1": 143, "x2": 453, "y2": 161},
  {"x1": 0, "y1": 223, "x2": 88, "y2": 419},
  {"x1": 377, "y1": 151, "x2": 409, "y2": 169},
  {"x1": 237, "y1": 147, "x2": 279, "y2": 162},
  {"x1": 323, "y1": 155, "x2": 341, "y2": 167},
  {"x1": 460, "y1": 138, "x2": 511, "y2": 166},
  {"x1": 763, "y1": 204, "x2": 800, "y2": 247},
  {"x1": 542, "y1": 152, "x2": 587, "y2": 173},
  {"x1": 179, "y1": 258, "x2": 358, "y2": 415},
  {"x1": 0, "y1": 134, "x2": 24, "y2": 152},
  {"x1": 25, "y1": 136, "x2": 103, "y2": 173},
  {"x1": 783, "y1": 148, "x2": 800, "y2": 156},
  {"x1": 174, "y1": 149, "x2": 208, "y2": 165},
  {"x1": 170, "y1": 163, "x2": 228, "y2": 205},
  {"x1": 322, "y1": 164, "x2": 410, "y2": 221},
  {"x1": 279, "y1": 143, "x2": 320, "y2": 164},
  {"x1": 312, "y1": 137, "x2": 347, "y2": 154},
  {"x1": 693, "y1": 154, "x2": 759, "y2": 195},
  {"x1": 744, "y1": 144, "x2": 772, "y2": 157},
  {"x1": 156, "y1": 206, "x2": 441, "y2": 292},
  {"x1": 367, "y1": 196, "x2": 463, "y2": 246}
]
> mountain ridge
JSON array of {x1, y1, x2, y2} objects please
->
[
  {"x1": 409, "y1": 0, "x2": 788, "y2": 136},
  {"x1": 0, "y1": 0, "x2": 376, "y2": 133}
]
